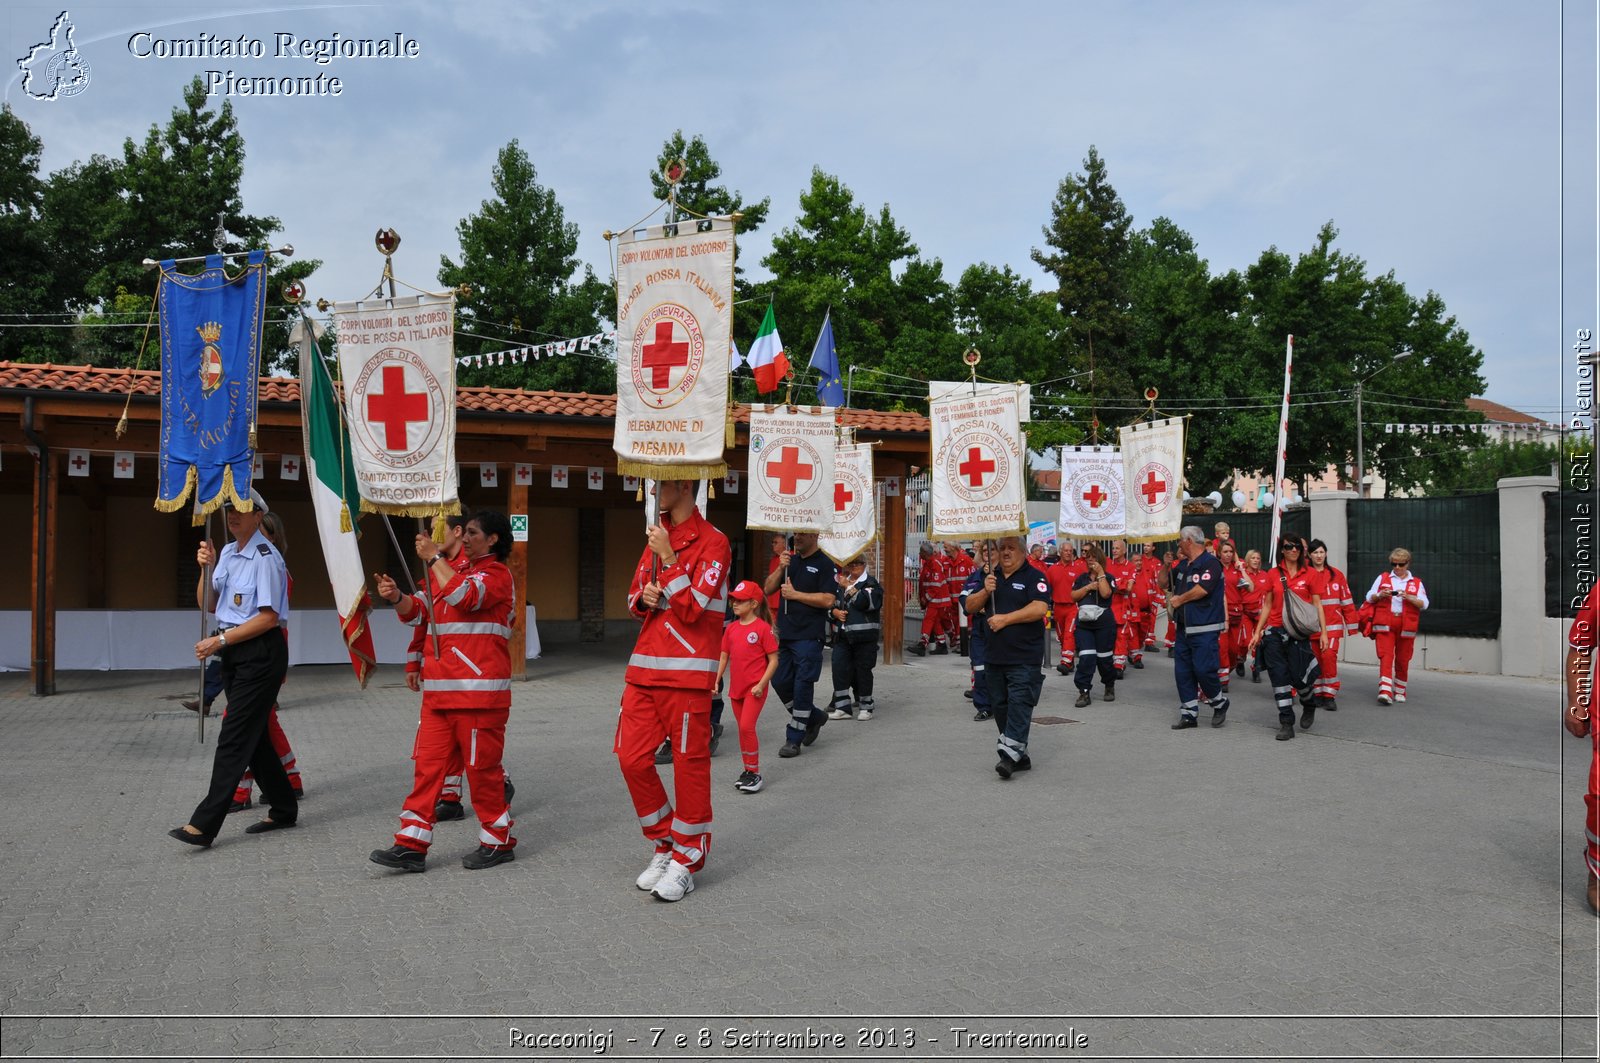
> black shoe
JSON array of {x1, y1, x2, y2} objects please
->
[
  {"x1": 291, "y1": 785, "x2": 305, "y2": 799},
  {"x1": 369, "y1": 844, "x2": 426, "y2": 872},
  {"x1": 1251, "y1": 669, "x2": 1262, "y2": 683},
  {"x1": 973, "y1": 710, "x2": 992, "y2": 722},
  {"x1": 911, "y1": 642, "x2": 927, "y2": 657},
  {"x1": 932, "y1": 642, "x2": 949, "y2": 655},
  {"x1": 963, "y1": 689, "x2": 974, "y2": 700},
  {"x1": 802, "y1": 714, "x2": 825, "y2": 746},
  {"x1": 1171, "y1": 717, "x2": 1198, "y2": 730},
  {"x1": 181, "y1": 699, "x2": 210, "y2": 717},
  {"x1": 1013, "y1": 755, "x2": 1032, "y2": 773},
  {"x1": 433, "y1": 800, "x2": 466, "y2": 822},
  {"x1": 462, "y1": 844, "x2": 515, "y2": 870},
  {"x1": 1103, "y1": 687, "x2": 1116, "y2": 702},
  {"x1": 227, "y1": 797, "x2": 251, "y2": 814},
  {"x1": 1234, "y1": 662, "x2": 1246, "y2": 677},
  {"x1": 1166, "y1": 648, "x2": 1176, "y2": 658},
  {"x1": 1114, "y1": 668, "x2": 1126, "y2": 680},
  {"x1": 1321, "y1": 697, "x2": 1338, "y2": 712},
  {"x1": 1056, "y1": 663, "x2": 1071, "y2": 676},
  {"x1": 653, "y1": 740, "x2": 673, "y2": 765},
  {"x1": 1131, "y1": 658, "x2": 1144, "y2": 670},
  {"x1": 168, "y1": 826, "x2": 213, "y2": 848},
  {"x1": 1211, "y1": 711, "x2": 1227, "y2": 728},
  {"x1": 1074, "y1": 690, "x2": 1091, "y2": 708},
  {"x1": 1275, "y1": 721, "x2": 1295, "y2": 741},
  {"x1": 1300, "y1": 703, "x2": 1315, "y2": 730},
  {"x1": 244, "y1": 817, "x2": 296, "y2": 834},
  {"x1": 709, "y1": 723, "x2": 724, "y2": 757},
  {"x1": 994, "y1": 757, "x2": 1014, "y2": 780},
  {"x1": 504, "y1": 778, "x2": 515, "y2": 804},
  {"x1": 778, "y1": 742, "x2": 802, "y2": 758}
]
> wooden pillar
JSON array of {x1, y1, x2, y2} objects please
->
[
  {"x1": 31, "y1": 451, "x2": 57, "y2": 695},
  {"x1": 881, "y1": 463, "x2": 906, "y2": 666},
  {"x1": 505, "y1": 465, "x2": 528, "y2": 679}
]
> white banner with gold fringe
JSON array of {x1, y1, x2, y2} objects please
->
[
  {"x1": 928, "y1": 388, "x2": 1026, "y2": 540},
  {"x1": 333, "y1": 292, "x2": 460, "y2": 519},
  {"x1": 613, "y1": 217, "x2": 735, "y2": 479},
  {"x1": 818, "y1": 443, "x2": 876, "y2": 565},
  {"x1": 746, "y1": 406, "x2": 837, "y2": 533},
  {"x1": 1119, "y1": 416, "x2": 1185, "y2": 542},
  {"x1": 1057, "y1": 444, "x2": 1125, "y2": 539}
]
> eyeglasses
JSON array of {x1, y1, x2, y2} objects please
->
[{"x1": 1281, "y1": 543, "x2": 1300, "y2": 551}]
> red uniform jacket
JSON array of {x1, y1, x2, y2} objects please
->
[
  {"x1": 1317, "y1": 565, "x2": 1358, "y2": 636},
  {"x1": 1106, "y1": 557, "x2": 1139, "y2": 622},
  {"x1": 626, "y1": 509, "x2": 732, "y2": 690},
  {"x1": 402, "y1": 553, "x2": 515, "y2": 711},
  {"x1": 919, "y1": 554, "x2": 950, "y2": 608}
]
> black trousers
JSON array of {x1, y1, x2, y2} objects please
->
[
  {"x1": 188, "y1": 633, "x2": 296, "y2": 836},
  {"x1": 831, "y1": 638, "x2": 878, "y2": 700}
]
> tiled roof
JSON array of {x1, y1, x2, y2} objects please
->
[
  {"x1": 0, "y1": 362, "x2": 929, "y2": 433},
  {"x1": 1465, "y1": 397, "x2": 1548, "y2": 426}
]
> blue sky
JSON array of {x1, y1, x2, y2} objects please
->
[{"x1": 4, "y1": 1, "x2": 1594, "y2": 421}]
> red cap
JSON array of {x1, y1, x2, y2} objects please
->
[{"x1": 729, "y1": 579, "x2": 764, "y2": 602}]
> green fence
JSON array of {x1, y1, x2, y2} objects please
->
[
  {"x1": 1348, "y1": 494, "x2": 1500, "y2": 638},
  {"x1": 1544, "y1": 491, "x2": 1598, "y2": 618}
]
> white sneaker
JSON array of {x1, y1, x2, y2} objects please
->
[
  {"x1": 826, "y1": 707, "x2": 853, "y2": 721},
  {"x1": 1377, "y1": 693, "x2": 1392, "y2": 705},
  {"x1": 651, "y1": 860, "x2": 695, "y2": 901},
  {"x1": 856, "y1": 707, "x2": 874, "y2": 721},
  {"x1": 735, "y1": 770, "x2": 765, "y2": 793},
  {"x1": 635, "y1": 848, "x2": 674, "y2": 891},
  {"x1": 1395, "y1": 693, "x2": 1407, "y2": 704}
]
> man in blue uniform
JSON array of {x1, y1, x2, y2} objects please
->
[
  {"x1": 961, "y1": 536, "x2": 1051, "y2": 779},
  {"x1": 764, "y1": 531, "x2": 839, "y2": 758},
  {"x1": 170, "y1": 489, "x2": 298, "y2": 846},
  {"x1": 1160, "y1": 525, "x2": 1231, "y2": 729}
]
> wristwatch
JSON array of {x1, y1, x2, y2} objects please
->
[{"x1": 217, "y1": 630, "x2": 228, "y2": 647}]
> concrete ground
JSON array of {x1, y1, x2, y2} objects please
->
[{"x1": 0, "y1": 640, "x2": 1595, "y2": 1062}]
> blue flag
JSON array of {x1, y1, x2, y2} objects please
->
[
  {"x1": 809, "y1": 310, "x2": 845, "y2": 407},
  {"x1": 155, "y1": 251, "x2": 269, "y2": 521}
]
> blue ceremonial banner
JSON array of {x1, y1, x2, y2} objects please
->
[
  {"x1": 809, "y1": 310, "x2": 845, "y2": 407},
  {"x1": 155, "y1": 251, "x2": 269, "y2": 520}
]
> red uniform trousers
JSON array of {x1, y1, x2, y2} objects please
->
[
  {"x1": 1587, "y1": 727, "x2": 1600, "y2": 879},
  {"x1": 1374, "y1": 630, "x2": 1416, "y2": 700},
  {"x1": 395, "y1": 705, "x2": 513, "y2": 853},
  {"x1": 1227, "y1": 612, "x2": 1255, "y2": 672},
  {"x1": 1114, "y1": 613, "x2": 1141, "y2": 670},
  {"x1": 920, "y1": 602, "x2": 954, "y2": 646},
  {"x1": 1313, "y1": 637, "x2": 1343, "y2": 701},
  {"x1": 1052, "y1": 604, "x2": 1076, "y2": 667},
  {"x1": 1216, "y1": 623, "x2": 1233, "y2": 691},
  {"x1": 616, "y1": 684, "x2": 713, "y2": 872},
  {"x1": 1139, "y1": 605, "x2": 1158, "y2": 649},
  {"x1": 728, "y1": 690, "x2": 768, "y2": 773}
]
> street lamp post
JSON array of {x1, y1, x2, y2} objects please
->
[{"x1": 1354, "y1": 350, "x2": 1414, "y2": 499}]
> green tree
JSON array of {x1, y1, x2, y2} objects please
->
[
  {"x1": 440, "y1": 139, "x2": 612, "y2": 393},
  {"x1": 1031, "y1": 146, "x2": 1135, "y2": 405},
  {"x1": 1420, "y1": 437, "x2": 1566, "y2": 495},
  {"x1": 0, "y1": 105, "x2": 68, "y2": 362},
  {"x1": 648, "y1": 130, "x2": 769, "y2": 284},
  {"x1": 758, "y1": 167, "x2": 953, "y2": 407}
]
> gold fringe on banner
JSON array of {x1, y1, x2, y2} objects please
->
[
  {"x1": 431, "y1": 514, "x2": 449, "y2": 542},
  {"x1": 359, "y1": 500, "x2": 463, "y2": 520},
  {"x1": 153, "y1": 466, "x2": 199, "y2": 515},
  {"x1": 339, "y1": 500, "x2": 353, "y2": 534},
  {"x1": 636, "y1": 486, "x2": 644, "y2": 501},
  {"x1": 707, "y1": 482, "x2": 715, "y2": 500},
  {"x1": 614, "y1": 459, "x2": 727, "y2": 481}
]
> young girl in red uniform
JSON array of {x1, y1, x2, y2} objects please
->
[
  {"x1": 716, "y1": 580, "x2": 779, "y2": 794},
  {"x1": 1307, "y1": 539, "x2": 1358, "y2": 711}
]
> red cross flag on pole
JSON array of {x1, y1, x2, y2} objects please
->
[
  {"x1": 745, "y1": 405, "x2": 836, "y2": 533},
  {"x1": 332, "y1": 292, "x2": 460, "y2": 520},
  {"x1": 928, "y1": 385, "x2": 1025, "y2": 539},
  {"x1": 611, "y1": 215, "x2": 736, "y2": 482},
  {"x1": 114, "y1": 451, "x2": 136, "y2": 480},
  {"x1": 1118, "y1": 415, "x2": 1186, "y2": 543},
  {"x1": 1057, "y1": 444, "x2": 1125, "y2": 538},
  {"x1": 818, "y1": 443, "x2": 876, "y2": 565}
]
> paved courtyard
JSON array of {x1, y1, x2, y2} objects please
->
[{"x1": 0, "y1": 640, "x2": 1595, "y2": 1062}]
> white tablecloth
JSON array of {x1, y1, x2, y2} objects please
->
[{"x1": 0, "y1": 608, "x2": 541, "y2": 671}]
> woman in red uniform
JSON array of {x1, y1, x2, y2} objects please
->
[
  {"x1": 1365, "y1": 547, "x2": 1429, "y2": 705},
  {"x1": 1307, "y1": 539, "x2": 1358, "y2": 712},
  {"x1": 1238, "y1": 549, "x2": 1267, "y2": 681},
  {"x1": 1215, "y1": 540, "x2": 1250, "y2": 695},
  {"x1": 1247, "y1": 535, "x2": 1330, "y2": 741}
]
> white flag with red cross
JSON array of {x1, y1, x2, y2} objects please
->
[
  {"x1": 114, "y1": 451, "x2": 136, "y2": 479},
  {"x1": 1057, "y1": 444, "x2": 1125, "y2": 539},
  {"x1": 818, "y1": 443, "x2": 876, "y2": 565},
  {"x1": 550, "y1": 465, "x2": 570, "y2": 489},
  {"x1": 746, "y1": 405, "x2": 837, "y2": 533},
  {"x1": 611, "y1": 216, "x2": 735, "y2": 480},
  {"x1": 279, "y1": 453, "x2": 301, "y2": 480},
  {"x1": 332, "y1": 292, "x2": 460, "y2": 519},
  {"x1": 1119, "y1": 416, "x2": 1186, "y2": 543},
  {"x1": 928, "y1": 387, "x2": 1025, "y2": 539}
]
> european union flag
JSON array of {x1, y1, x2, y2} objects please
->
[
  {"x1": 809, "y1": 310, "x2": 845, "y2": 407},
  {"x1": 155, "y1": 251, "x2": 268, "y2": 521}
]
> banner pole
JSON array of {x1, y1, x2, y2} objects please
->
[
  {"x1": 1268, "y1": 334, "x2": 1294, "y2": 563},
  {"x1": 197, "y1": 511, "x2": 214, "y2": 744}
]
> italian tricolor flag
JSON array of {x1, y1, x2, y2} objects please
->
[
  {"x1": 748, "y1": 304, "x2": 790, "y2": 394},
  {"x1": 295, "y1": 316, "x2": 377, "y2": 687}
]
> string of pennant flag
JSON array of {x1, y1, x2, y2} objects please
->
[{"x1": 457, "y1": 331, "x2": 617, "y2": 368}]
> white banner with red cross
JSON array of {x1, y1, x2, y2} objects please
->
[
  {"x1": 612, "y1": 216, "x2": 735, "y2": 480},
  {"x1": 333, "y1": 292, "x2": 460, "y2": 519},
  {"x1": 818, "y1": 443, "x2": 876, "y2": 565},
  {"x1": 1119, "y1": 416, "x2": 1186, "y2": 543},
  {"x1": 1057, "y1": 444, "x2": 1126, "y2": 539},
  {"x1": 928, "y1": 388, "x2": 1026, "y2": 540},
  {"x1": 746, "y1": 405, "x2": 837, "y2": 533}
]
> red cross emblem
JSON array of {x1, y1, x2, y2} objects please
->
[
  {"x1": 365, "y1": 364, "x2": 429, "y2": 450},
  {"x1": 70, "y1": 453, "x2": 88, "y2": 472},
  {"x1": 766, "y1": 446, "x2": 815, "y2": 495},
  {"x1": 115, "y1": 456, "x2": 132, "y2": 474},
  {"x1": 1139, "y1": 470, "x2": 1167, "y2": 506},
  {"x1": 283, "y1": 458, "x2": 299, "y2": 476},
  {"x1": 958, "y1": 446, "x2": 996, "y2": 488},
  {"x1": 641, "y1": 321, "x2": 690, "y2": 389},
  {"x1": 631, "y1": 304, "x2": 704, "y2": 408},
  {"x1": 515, "y1": 464, "x2": 531, "y2": 485},
  {"x1": 1082, "y1": 483, "x2": 1107, "y2": 509},
  {"x1": 589, "y1": 469, "x2": 604, "y2": 486},
  {"x1": 552, "y1": 468, "x2": 567, "y2": 484},
  {"x1": 833, "y1": 481, "x2": 854, "y2": 513}
]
